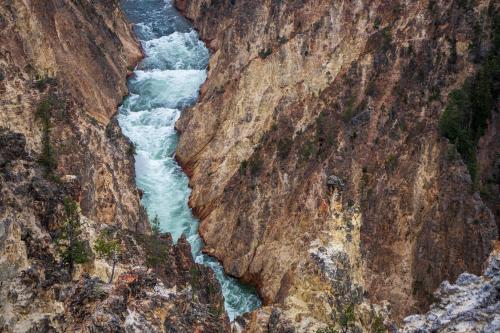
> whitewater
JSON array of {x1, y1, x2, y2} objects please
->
[{"x1": 119, "y1": 0, "x2": 261, "y2": 320}]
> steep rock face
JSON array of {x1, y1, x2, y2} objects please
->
[
  {"x1": 0, "y1": 0, "x2": 142, "y2": 124},
  {"x1": 0, "y1": 1, "x2": 230, "y2": 331},
  {"x1": 0, "y1": 0, "x2": 145, "y2": 232},
  {"x1": 176, "y1": 0, "x2": 499, "y2": 329},
  {"x1": 401, "y1": 241, "x2": 500, "y2": 333},
  {"x1": 62, "y1": 235, "x2": 229, "y2": 332},
  {"x1": 0, "y1": 142, "x2": 229, "y2": 331}
]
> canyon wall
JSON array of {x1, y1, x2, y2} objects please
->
[
  {"x1": 401, "y1": 241, "x2": 500, "y2": 333},
  {"x1": 0, "y1": 0, "x2": 145, "y2": 231},
  {"x1": 175, "y1": 0, "x2": 499, "y2": 330},
  {"x1": 0, "y1": 1, "x2": 229, "y2": 331}
]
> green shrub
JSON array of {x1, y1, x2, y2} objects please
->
[
  {"x1": 384, "y1": 154, "x2": 397, "y2": 172},
  {"x1": 412, "y1": 280, "x2": 424, "y2": 295},
  {"x1": 316, "y1": 327, "x2": 338, "y2": 333},
  {"x1": 392, "y1": 3, "x2": 403, "y2": 16},
  {"x1": 34, "y1": 75, "x2": 57, "y2": 91},
  {"x1": 360, "y1": 169, "x2": 369, "y2": 193},
  {"x1": 381, "y1": 28, "x2": 393, "y2": 52},
  {"x1": 258, "y1": 48, "x2": 273, "y2": 59},
  {"x1": 438, "y1": 17, "x2": 499, "y2": 185},
  {"x1": 480, "y1": 183, "x2": 494, "y2": 200},
  {"x1": 371, "y1": 315, "x2": 385, "y2": 333},
  {"x1": 146, "y1": 215, "x2": 166, "y2": 272},
  {"x1": 249, "y1": 157, "x2": 263, "y2": 176},
  {"x1": 317, "y1": 111, "x2": 336, "y2": 146},
  {"x1": 36, "y1": 96, "x2": 57, "y2": 174},
  {"x1": 339, "y1": 304, "x2": 356, "y2": 333},
  {"x1": 208, "y1": 302, "x2": 224, "y2": 317},
  {"x1": 56, "y1": 198, "x2": 90, "y2": 275},
  {"x1": 127, "y1": 143, "x2": 136, "y2": 156},
  {"x1": 300, "y1": 140, "x2": 317, "y2": 161},
  {"x1": 36, "y1": 96, "x2": 54, "y2": 120},
  {"x1": 277, "y1": 138, "x2": 293, "y2": 160},
  {"x1": 316, "y1": 304, "x2": 356, "y2": 333},
  {"x1": 278, "y1": 36, "x2": 289, "y2": 44},
  {"x1": 94, "y1": 230, "x2": 121, "y2": 283},
  {"x1": 190, "y1": 266, "x2": 200, "y2": 289},
  {"x1": 239, "y1": 160, "x2": 248, "y2": 175},
  {"x1": 428, "y1": 0, "x2": 438, "y2": 16},
  {"x1": 341, "y1": 97, "x2": 355, "y2": 122},
  {"x1": 448, "y1": 38, "x2": 458, "y2": 65},
  {"x1": 439, "y1": 90, "x2": 469, "y2": 138}
]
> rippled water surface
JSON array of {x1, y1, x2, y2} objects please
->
[{"x1": 119, "y1": 0, "x2": 261, "y2": 319}]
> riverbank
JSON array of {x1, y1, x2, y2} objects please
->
[{"x1": 118, "y1": 0, "x2": 261, "y2": 320}]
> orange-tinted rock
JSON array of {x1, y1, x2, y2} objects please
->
[{"x1": 175, "y1": 0, "x2": 499, "y2": 330}]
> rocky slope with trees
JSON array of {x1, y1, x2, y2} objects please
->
[{"x1": 0, "y1": 0, "x2": 229, "y2": 331}]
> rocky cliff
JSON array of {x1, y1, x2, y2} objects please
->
[
  {"x1": 175, "y1": 0, "x2": 500, "y2": 331},
  {"x1": 0, "y1": 0, "x2": 144, "y2": 231},
  {"x1": 0, "y1": 0, "x2": 229, "y2": 331},
  {"x1": 401, "y1": 241, "x2": 500, "y2": 333}
]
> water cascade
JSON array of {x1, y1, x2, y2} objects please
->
[{"x1": 119, "y1": 0, "x2": 261, "y2": 320}]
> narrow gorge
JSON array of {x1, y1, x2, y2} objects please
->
[
  {"x1": 0, "y1": 0, "x2": 499, "y2": 332},
  {"x1": 118, "y1": 0, "x2": 260, "y2": 319},
  {"x1": 0, "y1": 0, "x2": 232, "y2": 331}
]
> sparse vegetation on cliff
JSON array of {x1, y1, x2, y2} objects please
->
[
  {"x1": 56, "y1": 198, "x2": 90, "y2": 275},
  {"x1": 315, "y1": 304, "x2": 357, "y2": 333},
  {"x1": 240, "y1": 156, "x2": 264, "y2": 177},
  {"x1": 36, "y1": 96, "x2": 58, "y2": 175},
  {"x1": 146, "y1": 215, "x2": 167, "y2": 272},
  {"x1": 370, "y1": 315, "x2": 385, "y2": 333},
  {"x1": 127, "y1": 142, "x2": 136, "y2": 156},
  {"x1": 94, "y1": 230, "x2": 121, "y2": 283},
  {"x1": 439, "y1": 12, "x2": 499, "y2": 184},
  {"x1": 278, "y1": 36, "x2": 289, "y2": 44},
  {"x1": 34, "y1": 75, "x2": 57, "y2": 91},
  {"x1": 258, "y1": 47, "x2": 273, "y2": 59},
  {"x1": 277, "y1": 137, "x2": 293, "y2": 160},
  {"x1": 316, "y1": 327, "x2": 338, "y2": 333},
  {"x1": 250, "y1": 157, "x2": 263, "y2": 176},
  {"x1": 384, "y1": 154, "x2": 398, "y2": 172},
  {"x1": 300, "y1": 139, "x2": 317, "y2": 161},
  {"x1": 339, "y1": 304, "x2": 356, "y2": 333}
]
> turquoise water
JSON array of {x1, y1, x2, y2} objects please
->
[{"x1": 119, "y1": 0, "x2": 261, "y2": 319}]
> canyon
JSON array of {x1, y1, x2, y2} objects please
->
[
  {"x1": 175, "y1": 0, "x2": 499, "y2": 330},
  {"x1": 0, "y1": 0, "x2": 228, "y2": 331},
  {"x1": 0, "y1": 0, "x2": 498, "y2": 332}
]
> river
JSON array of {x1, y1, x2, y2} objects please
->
[{"x1": 118, "y1": 0, "x2": 261, "y2": 320}]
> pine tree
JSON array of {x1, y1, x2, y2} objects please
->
[
  {"x1": 36, "y1": 96, "x2": 57, "y2": 175},
  {"x1": 146, "y1": 214, "x2": 165, "y2": 273},
  {"x1": 94, "y1": 230, "x2": 121, "y2": 283},
  {"x1": 56, "y1": 198, "x2": 90, "y2": 276},
  {"x1": 339, "y1": 304, "x2": 356, "y2": 333}
]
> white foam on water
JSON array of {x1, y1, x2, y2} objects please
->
[
  {"x1": 120, "y1": 107, "x2": 179, "y2": 156},
  {"x1": 119, "y1": 0, "x2": 261, "y2": 320},
  {"x1": 141, "y1": 31, "x2": 209, "y2": 70},
  {"x1": 128, "y1": 69, "x2": 206, "y2": 110},
  {"x1": 134, "y1": 22, "x2": 155, "y2": 40},
  {"x1": 120, "y1": 106, "x2": 192, "y2": 240}
]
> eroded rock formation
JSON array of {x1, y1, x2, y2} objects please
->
[
  {"x1": 0, "y1": 1, "x2": 229, "y2": 331},
  {"x1": 0, "y1": 0, "x2": 144, "y2": 231},
  {"x1": 402, "y1": 241, "x2": 500, "y2": 333},
  {"x1": 175, "y1": 0, "x2": 499, "y2": 330}
]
